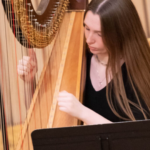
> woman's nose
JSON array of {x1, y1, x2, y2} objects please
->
[{"x1": 86, "y1": 33, "x2": 95, "y2": 44}]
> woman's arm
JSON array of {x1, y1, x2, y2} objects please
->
[
  {"x1": 80, "y1": 105, "x2": 112, "y2": 125},
  {"x1": 58, "y1": 91, "x2": 112, "y2": 125}
]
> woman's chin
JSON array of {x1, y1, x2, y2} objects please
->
[
  {"x1": 90, "y1": 49, "x2": 102, "y2": 55},
  {"x1": 90, "y1": 51, "x2": 98, "y2": 55}
]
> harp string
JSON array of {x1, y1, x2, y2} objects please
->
[
  {"x1": 10, "y1": 0, "x2": 23, "y2": 140},
  {"x1": 0, "y1": 94, "x2": 5, "y2": 150},
  {"x1": 22, "y1": 0, "x2": 36, "y2": 148},
  {"x1": 0, "y1": 41, "x2": 5, "y2": 150},
  {"x1": 40, "y1": 25, "x2": 44, "y2": 128},
  {"x1": 46, "y1": 24, "x2": 51, "y2": 119},
  {"x1": 28, "y1": 2, "x2": 36, "y2": 132},
  {"x1": 4, "y1": 9, "x2": 15, "y2": 150},
  {"x1": 34, "y1": 22, "x2": 40, "y2": 130},
  {"x1": 42, "y1": 26, "x2": 49, "y2": 126},
  {"x1": 2, "y1": 1, "x2": 7, "y2": 149},
  {"x1": 3, "y1": 1, "x2": 16, "y2": 148},
  {"x1": 23, "y1": 0, "x2": 30, "y2": 114},
  {"x1": 0, "y1": 39, "x2": 9, "y2": 150},
  {"x1": 10, "y1": 1, "x2": 26, "y2": 149}
]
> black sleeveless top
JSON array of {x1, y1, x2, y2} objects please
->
[{"x1": 83, "y1": 52, "x2": 150, "y2": 122}]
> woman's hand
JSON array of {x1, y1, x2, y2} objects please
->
[
  {"x1": 17, "y1": 49, "x2": 37, "y2": 82},
  {"x1": 57, "y1": 91, "x2": 112, "y2": 125},
  {"x1": 57, "y1": 91, "x2": 84, "y2": 119}
]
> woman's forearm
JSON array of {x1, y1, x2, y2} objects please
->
[{"x1": 80, "y1": 105, "x2": 112, "y2": 125}]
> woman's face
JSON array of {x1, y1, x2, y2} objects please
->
[{"x1": 84, "y1": 11, "x2": 108, "y2": 55}]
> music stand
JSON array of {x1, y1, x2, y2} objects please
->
[{"x1": 31, "y1": 120, "x2": 150, "y2": 150}]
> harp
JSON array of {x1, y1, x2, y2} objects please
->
[{"x1": 0, "y1": 0, "x2": 87, "y2": 149}]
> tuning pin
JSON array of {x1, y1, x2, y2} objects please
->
[
  {"x1": 41, "y1": 25, "x2": 46, "y2": 28},
  {"x1": 33, "y1": 19, "x2": 37, "y2": 23},
  {"x1": 29, "y1": 9, "x2": 33, "y2": 12},
  {"x1": 55, "y1": 2, "x2": 60, "y2": 5},
  {"x1": 31, "y1": 15, "x2": 35, "y2": 18},
  {"x1": 27, "y1": 3, "x2": 31, "y2": 6},
  {"x1": 35, "y1": 22, "x2": 39, "y2": 27},
  {"x1": 49, "y1": 16, "x2": 53, "y2": 19},
  {"x1": 46, "y1": 21, "x2": 51, "y2": 24}
]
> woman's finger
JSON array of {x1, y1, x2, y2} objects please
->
[
  {"x1": 58, "y1": 91, "x2": 71, "y2": 97},
  {"x1": 18, "y1": 70, "x2": 28, "y2": 76},
  {"x1": 59, "y1": 107, "x2": 67, "y2": 112},
  {"x1": 23, "y1": 55, "x2": 37, "y2": 70},
  {"x1": 18, "y1": 65, "x2": 30, "y2": 73},
  {"x1": 18, "y1": 58, "x2": 36, "y2": 72},
  {"x1": 58, "y1": 101, "x2": 68, "y2": 107},
  {"x1": 19, "y1": 59, "x2": 30, "y2": 68},
  {"x1": 57, "y1": 97, "x2": 71, "y2": 101}
]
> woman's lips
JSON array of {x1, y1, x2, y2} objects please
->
[{"x1": 88, "y1": 46, "x2": 97, "y2": 51}]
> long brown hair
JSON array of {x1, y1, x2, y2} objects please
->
[{"x1": 85, "y1": 0, "x2": 150, "y2": 120}]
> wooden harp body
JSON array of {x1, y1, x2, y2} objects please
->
[{"x1": 0, "y1": 0, "x2": 87, "y2": 149}]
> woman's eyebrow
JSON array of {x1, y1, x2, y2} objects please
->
[{"x1": 83, "y1": 23, "x2": 101, "y2": 33}]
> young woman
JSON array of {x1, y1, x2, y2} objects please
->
[{"x1": 57, "y1": 0, "x2": 150, "y2": 125}]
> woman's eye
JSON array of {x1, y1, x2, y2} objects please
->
[
  {"x1": 85, "y1": 27, "x2": 90, "y2": 31},
  {"x1": 97, "y1": 33, "x2": 102, "y2": 37}
]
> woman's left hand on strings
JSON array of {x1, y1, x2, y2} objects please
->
[
  {"x1": 57, "y1": 91, "x2": 84, "y2": 119},
  {"x1": 17, "y1": 49, "x2": 38, "y2": 82}
]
